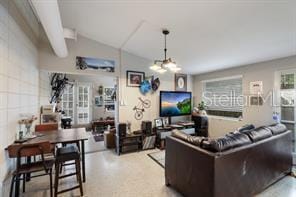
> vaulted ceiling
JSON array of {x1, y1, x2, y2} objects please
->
[{"x1": 58, "y1": 0, "x2": 296, "y2": 74}]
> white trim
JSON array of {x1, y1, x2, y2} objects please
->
[
  {"x1": 207, "y1": 115, "x2": 242, "y2": 122},
  {"x1": 201, "y1": 75, "x2": 243, "y2": 83}
]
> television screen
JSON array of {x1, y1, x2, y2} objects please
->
[{"x1": 160, "y1": 91, "x2": 192, "y2": 117}]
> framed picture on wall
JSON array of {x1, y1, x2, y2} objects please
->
[
  {"x1": 175, "y1": 73, "x2": 187, "y2": 91},
  {"x1": 126, "y1": 70, "x2": 145, "y2": 87},
  {"x1": 40, "y1": 113, "x2": 59, "y2": 124},
  {"x1": 94, "y1": 96, "x2": 103, "y2": 107}
]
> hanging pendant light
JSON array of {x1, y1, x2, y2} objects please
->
[{"x1": 150, "y1": 29, "x2": 181, "y2": 73}]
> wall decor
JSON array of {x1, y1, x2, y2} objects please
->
[
  {"x1": 250, "y1": 96, "x2": 263, "y2": 106},
  {"x1": 41, "y1": 113, "x2": 59, "y2": 124},
  {"x1": 162, "y1": 117, "x2": 169, "y2": 126},
  {"x1": 94, "y1": 96, "x2": 103, "y2": 107},
  {"x1": 155, "y1": 118, "x2": 163, "y2": 127},
  {"x1": 98, "y1": 85, "x2": 103, "y2": 95},
  {"x1": 151, "y1": 76, "x2": 160, "y2": 92},
  {"x1": 250, "y1": 81, "x2": 263, "y2": 94},
  {"x1": 175, "y1": 73, "x2": 187, "y2": 91},
  {"x1": 76, "y1": 56, "x2": 115, "y2": 72},
  {"x1": 133, "y1": 97, "x2": 151, "y2": 120},
  {"x1": 104, "y1": 87, "x2": 114, "y2": 100},
  {"x1": 139, "y1": 80, "x2": 151, "y2": 95},
  {"x1": 126, "y1": 70, "x2": 145, "y2": 87}
]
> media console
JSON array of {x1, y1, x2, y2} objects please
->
[{"x1": 155, "y1": 122, "x2": 195, "y2": 149}]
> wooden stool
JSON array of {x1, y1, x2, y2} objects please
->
[{"x1": 54, "y1": 146, "x2": 83, "y2": 197}]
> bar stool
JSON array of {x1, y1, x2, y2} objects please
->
[{"x1": 54, "y1": 145, "x2": 83, "y2": 197}]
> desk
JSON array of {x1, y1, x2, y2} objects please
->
[{"x1": 9, "y1": 128, "x2": 89, "y2": 182}]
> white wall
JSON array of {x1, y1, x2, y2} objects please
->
[
  {"x1": 0, "y1": 0, "x2": 39, "y2": 192},
  {"x1": 119, "y1": 51, "x2": 193, "y2": 131},
  {"x1": 39, "y1": 34, "x2": 193, "y2": 132},
  {"x1": 193, "y1": 55, "x2": 296, "y2": 138}
]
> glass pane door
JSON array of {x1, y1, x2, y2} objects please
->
[
  {"x1": 77, "y1": 84, "x2": 90, "y2": 124},
  {"x1": 61, "y1": 85, "x2": 74, "y2": 118}
]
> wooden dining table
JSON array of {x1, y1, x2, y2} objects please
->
[{"x1": 9, "y1": 128, "x2": 89, "y2": 182}]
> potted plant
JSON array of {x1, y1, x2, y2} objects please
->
[{"x1": 197, "y1": 101, "x2": 207, "y2": 116}]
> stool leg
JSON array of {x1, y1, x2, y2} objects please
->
[
  {"x1": 54, "y1": 163, "x2": 59, "y2": 197},
  {"x1": 49, "y1": 169, "x2": 53, "y2": 197},
  {"x1": 75, "y1": 159, "x2": 83, "y2": 196},
  {"x1": 22, "y1": 174, "x2": 26, "y2": 193},
  {"x1": 9, "y1": 175, "x2": 15, "y2": 197},
  {"x1": 14, "y1": 174, "x2": 21, "y2": 197}
]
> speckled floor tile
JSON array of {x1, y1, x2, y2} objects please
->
[{"x1": 2, "y1": 149, "x2": 296, "y2": 197}]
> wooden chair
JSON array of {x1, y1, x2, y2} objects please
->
[
  {"x1": 8, "y1": 141, "x2": 54, "y2": 197},
  {"x1": 35, "y1": 124, "x2": 58, "y2": 132}
]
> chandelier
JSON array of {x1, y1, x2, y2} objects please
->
[{"x1": 150, "y1": 29, "x2": 181, "y2": 73}]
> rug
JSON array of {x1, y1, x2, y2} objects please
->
[
  {"x1": 148, "y1": 150, "x2": 165, "y2": 168},
  {"x1": 92, "y1": 132, "x2": 104, "y2": 142}
]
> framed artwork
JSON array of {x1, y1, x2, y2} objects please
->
[
  {"x1": 250, "y1": 96, "x2": 263, "y2": 106},
  {"x1": 76, "y1": 56, "x2": 115, "y2": 72},
  {"x1": 41, "y1": 113, "x2": 59, "y2": 124},
  {"x1": 250, "y1": 81, "x2": 263, "y2": 94},
  {"x1": 155, "y1": 118, "x2": 163, "y2": 128},
  {"x1": 175, "y1": 73, "x2": 187, "y2": 91},
  {"x1": 104, "y1": 87, "x2": 115, "y2": 101},
  {"x1": 162, "y1": 117, "x2": 169, "y2": 126},
  {"x1": 94, "y1": 96, "x2": 103, "y2": 107},
  {"x1": 126, "y1": 70, "x2": 145, "y2": 87}
]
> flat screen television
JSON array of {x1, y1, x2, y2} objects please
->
[{"x1": 159, "y1": 91, "x2": 192, "y2": 117}]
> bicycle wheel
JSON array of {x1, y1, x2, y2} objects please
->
[
  {"x1": 142, "y1": 99, "x2": 151, "y2": 108},
  {"x1": 135, "y1": 111, "x2": 143, "y2": 120}
]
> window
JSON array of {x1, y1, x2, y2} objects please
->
[
  {"x1": 280, "y1": 72, "x2": 296, "y2": 152},
  {"x1": 202, "y1": 76, "x2": 243, "y2": 118}
]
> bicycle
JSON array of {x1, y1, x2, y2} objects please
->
[
  {"x1": 133, "y1": 97, "x2": 151, "y2": 120},
  {"x1": 50, "y1": 73, "x2": 73, "y2": 103}
]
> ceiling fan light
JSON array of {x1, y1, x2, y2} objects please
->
[
  {"x1": 169, "y1": 66, "x2": 181, "y2": 72},
  {"x1": 150, "y1": 64, "x2": 161, "y2": 71},
  {"x1": 157, "y1": 68, "x2": 167, "y2": 74}
]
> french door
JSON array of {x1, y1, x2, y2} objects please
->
[
  {"x1": 61, "y1": 85, "x2": 74, "y2": 118},
  {"x1": 77, "y1": 84, "x2": 90, "y2": 124}
]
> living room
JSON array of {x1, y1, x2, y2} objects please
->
[{"x1": 0, "y1": 0, "x2": 296, "y2": 196}]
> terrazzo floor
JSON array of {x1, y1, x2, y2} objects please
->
[{"x1": 2, "y1": 149, "x2": 296, "y2": 197}]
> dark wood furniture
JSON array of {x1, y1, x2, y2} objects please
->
[
  {"x1": 54, "y1": 146, "x2": 83, "y2": 197},
  {"x1": 9, "y1": 128, "x2": 88, "y2": 182},
  {"x1": 104, "y1": 128, "x2": 116, "y2": 148},
  {"x1": 92, "y1": 119, "x2": 115, "y2": 133},
  {"x1": 35, "y1": 124, "x2": 59, "y2": 132},
  {"x1": 116, "y1": 133, "x2": 143, "y2": 155},
  {"x1": 7, "y1": 141, "x2": 54, "y2": 197}
]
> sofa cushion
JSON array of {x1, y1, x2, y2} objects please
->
[
  {"x1": 172, "y1": 129, "x2": 206, "y2": 146},
  {"x1": 237, "y1": 124, "x2": 255, "y2": 132},
  {"x1": 240, "y1": 127, "x2": 272, "y2": 142},
  {"x1": 267, "y1": 123, "x2": 287, "y2": 135},
  {"x1": 201, "y1": 132, "x2": 252, "y2": 152}
]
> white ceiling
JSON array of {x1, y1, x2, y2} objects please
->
[{"x1": 58, "y1": 0, "x2": 296, "y2": 75}]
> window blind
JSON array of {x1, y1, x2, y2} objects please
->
[{"x1": 202, "y1": 76, "x2": 243, "y2": 112}]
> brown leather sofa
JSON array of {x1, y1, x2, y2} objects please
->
[{"x1": 165, "y1": 124, "x2": 292, "y2": 197}]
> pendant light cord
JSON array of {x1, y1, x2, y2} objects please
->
[{"x1": 164, "y1": 33, "x2": 167, "y2": 60}]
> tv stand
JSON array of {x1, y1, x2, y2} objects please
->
[{"x1": 155, "y1": 122, "x2": 195, "y2": 149}]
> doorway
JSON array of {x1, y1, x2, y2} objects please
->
[{"x1": 43, "y1": 71, "x2": 118, "y2": 153}]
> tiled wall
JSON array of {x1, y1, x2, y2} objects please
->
[
  {"x1": 0, "y1": 2, "x2": 39, "y2": 185},
  {"x1": 39, "y1": 70, "x2": 51, "y2": 106}
]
